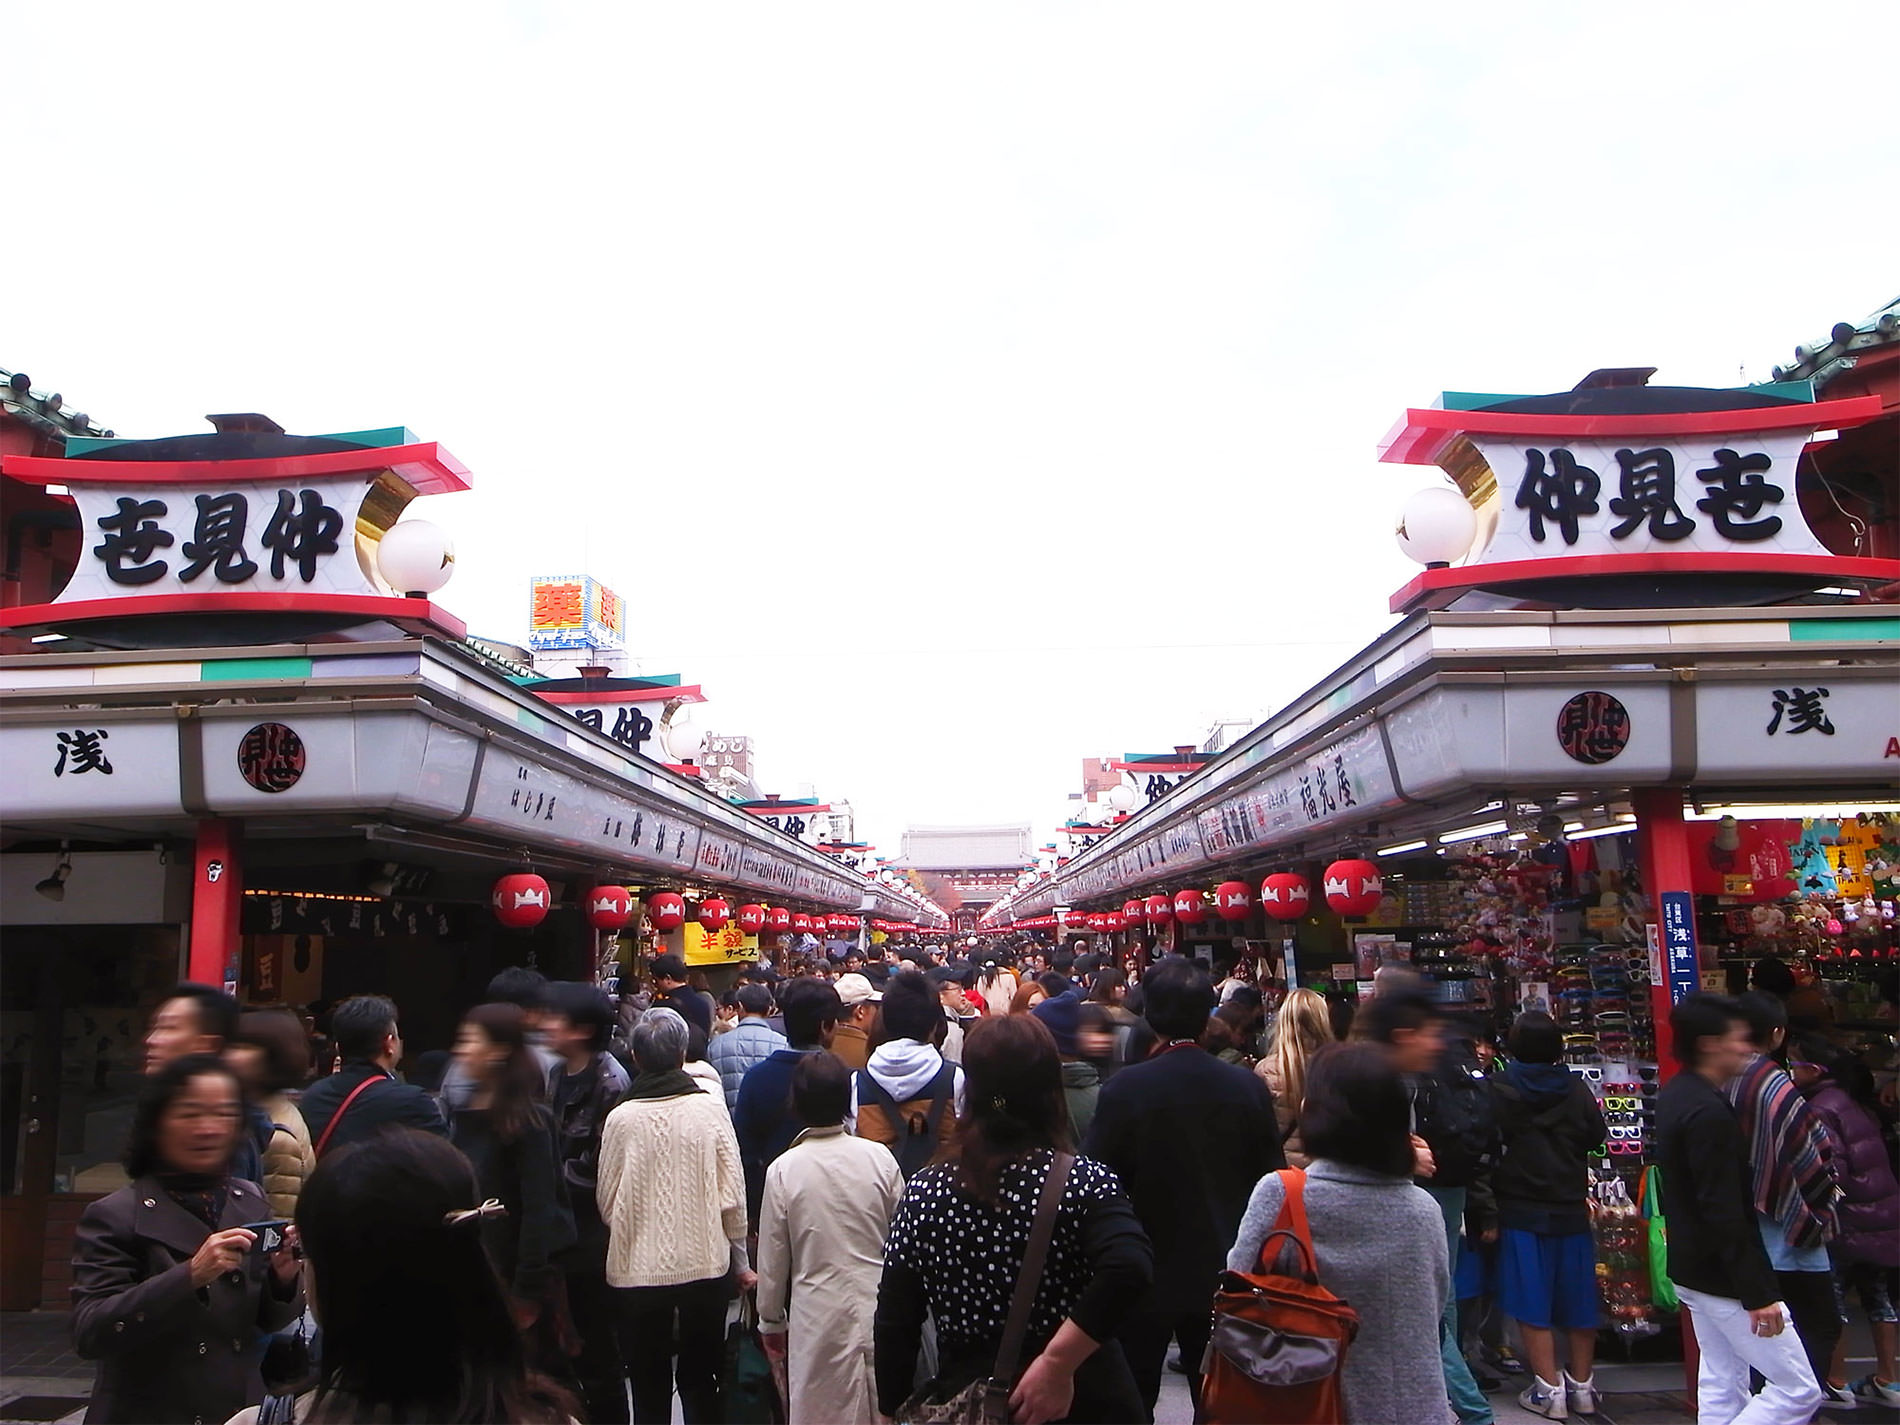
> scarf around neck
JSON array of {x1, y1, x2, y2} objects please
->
[
  {"x1": 1728, "y1": 1053, "x2": 1839, "y2": 1251},
  {"x1": 625, "y1": 1068, "x2": 701, "y2": 1102}
]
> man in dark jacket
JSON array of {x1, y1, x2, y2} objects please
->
[
  {"x1": 1489, "y1": 1012, "x2": 1606, "y2": 1419},
  {"x1": 1082, "y1": 955, "x2": 1283, "y2": 1416},
  {"x1": 733, "y1": 978, "x2": 839, "y2": 1221},
  {"x1": 544, "y1": 982, "x2": 633, "y2": 1425},
  {"x1": 1355, "y1": 981, "x2": 1498, "y2": 1425},
  {"x1": 299, "y1": 995, "x2": 448, "y2": 1154},
  {"x1": 1657, "y1": 994, "x2": 1822, "y2": 1424}
]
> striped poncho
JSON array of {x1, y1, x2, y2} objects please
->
[{"x1": 1727, "y1": 1052, "x2": 1840, "y2": 1251}]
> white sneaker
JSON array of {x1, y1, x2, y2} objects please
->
[
  {"x1": 1518, "y1": 1376, "x2": 1569, "y2": 1420},
  {"x1": 1819, "y1": 1379, "x2": 1860, "y2": 1409},
  {"x1": 1852, "y1": 1376, "x2": 1900, "y2": 1407},
  {"x1": 1564, "y1": 1371, "x2": 1599, "y2": 1416}
]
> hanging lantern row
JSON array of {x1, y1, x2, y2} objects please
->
[
  {"x1": 1070, "y1": 860, "x2": 1382, "y2": 932},
  {"x1": 490, "y1": 875, "x2": 888, "y2": 935}
]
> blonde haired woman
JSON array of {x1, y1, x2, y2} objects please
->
[{"x1": 1256, "y1": 988, "x2": 1334, "y2": 1167}]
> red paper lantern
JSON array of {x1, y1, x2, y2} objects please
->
[
  {"x1": 1144, "y1": 894, "x2": 1174, "y2": 926},
  {"x1": 827, "y1": 913, "x2": 856, "y2": 934},
  {"x1": 765, "y1": 906, "x2": 792, "y2": 934},
  {"x1": 1122, "y1": 899, "x2": 1145, "y2": 927},
  {"x1": 585, "y1": 885, "x2": 634, "y2": 931},
  {"x1": 790, "y1": 913, "x2": 813, "y2": 934},
  {"x1": 1260, "y1": 873, "x2": 1310, "y2": 921},
  {"x1": 1172, "y1": 889, "x2": 1206, "y2": 926},
  {"x1": 1087, "y1": 913, "x2": 1107, "y2": 933},
  {"x1": 1323, "y1": 859, "x2": 1384, "y2": 917},
  {"x1": 492, "y1": 873, "x2": 551, "y2": 929},
  {"x1": 647, "y1": 891, "x2": 687, "y2": 932},
  {"x1": 696, "y1": 898, "x2": 730, "y2": 933},
  {"x1": 1214, "y1": 880, "x2": 1252, "y2": 921},
  {"x1": 1106, "y1": 911, "x2": 1127, "y2": 932},
  {"x1": 737, "y1": 903, "x2": 767, "y2": 935}
]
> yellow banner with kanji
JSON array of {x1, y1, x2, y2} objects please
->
[{"x1": 683, "y1": 922, "x2": 759, "y2": 966}]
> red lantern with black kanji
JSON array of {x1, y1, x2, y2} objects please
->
[
  {"x1": 1260, "y1": 873, "x2": 1310, "y2": 921},
  {"x1": 1173, "y1": 889, "x2": 1206, "y2": 926},
  {"x1": 1144, "y1": 894, "x2": 1173, "y2": 926},
  {"x1": 1106, "y1": 911, "x2": 1127, "y2": 933},
  {"x1": 492, "y1": 873, "x2": 551, "y2": 929},
  {"x1": 1215, "y1": 880, "x2": 1252, "y2": 922},
  {"x1": 647, "y1": 891, "x2": 687, "y2": 932},
  {"x1": 1323, "y1": 859, "x2": 1383, "y2": 917},
  {"x1": 1122, "y1": 899, "x2": 1145, "y2": 927},
  {"x1": 765, "y1": 906, "x2": 792, "y2": 934},
  {"x1": 737, "y1": 903, "x2": 767, "y2": 935},
  {"x1": 585, "y1": 885, "x2": 634, "y2": 931}
]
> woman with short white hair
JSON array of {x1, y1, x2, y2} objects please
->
[{"x1": 597, "y1": 1009, "x2": 750, "y2": 1424}]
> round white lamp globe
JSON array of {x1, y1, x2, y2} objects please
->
[
  {"x1": 1395, "y1": 487, "x2": 1478, "y2": 567},
  {"x1": 377, "y1": 520, "x2": 455, "y2": 595},
  {"x1": 663, "y1": 716, "x2": 703, "y2": 762},
  {"x1": 1107, "y1": 783, "x2": 1137, "y2": 812}
]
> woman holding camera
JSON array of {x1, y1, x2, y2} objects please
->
[{"x1": 71, "y1": 1053, "x2": 304, "y2": 1424}]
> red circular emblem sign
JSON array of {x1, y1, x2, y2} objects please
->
[
  {"x1": 237, "y1": 722, "x2": 307, "y2": 792},
  {"x1": 1556, "y1": 691, "x2": 1631, "y2": 765}
]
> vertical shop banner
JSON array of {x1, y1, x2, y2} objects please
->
[{"x1": 1659, "y1": 891, "x2": 1699, "y2": 1005}]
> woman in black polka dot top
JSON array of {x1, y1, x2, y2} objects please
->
[{"x1": 874, "y1": 1015, "x2": 1153, "y2": 1425}]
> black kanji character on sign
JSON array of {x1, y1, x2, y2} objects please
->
[
  {"x1": 1767, "y1": 686, "x2": 1834, "y2": 736},
  {"x1": 1334, "y1": 753, "x2": 1356, "y2": 808},
  {"x1": 1556, "y1": 690, "x2": 1631, "y2": 765},
  {"x1": 54, "y1": 728, "x2": 113, "y2": 777},
  {"x1": 575, "y1": 709, "x2": 604, "y2": 733},
  {"x1": 179, "y1": 493, "x2": 259, "y2": 583},
  {"x1": 93, "y1": 498, "x2": 173, "y2": 584},
  {"x1": 611, "y1": 707, "x2": 653, "y2": 752},
  {"x1": 261, "y1": 487, "x2": 344, "y2": 582},
  {"x1": 1516, "y1": 448, "x2": 1601, "y2": 546},
  {"x1": 1695, "y1": 449, "x2": 1784, "y2": 541},
  {"x1": 783, "y1": 816, "x2": 807, "y2": 838},
  {"x1": 1314, "y1": 765, "x2": 1337, "y2": 815},
  {"x1": 1608, "y1": 448, "x2": 1695, "y2": 541},
  {"x1": 1298, "y1": 773, "x2": 1318, "y2": 822}
]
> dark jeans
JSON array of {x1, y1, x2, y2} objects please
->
[
  {"x1": 568, "y1": 1268, "x2": 629, "y2": 1424},
  {"x1": 1119, "y1": 1306, "x2": 1211, "y2": 1416},
  {"x1": 614, "y1": 1276, "x2": 727, "y2": 1425},
  {"x1": 1776, "y1": 1268, "x2": 1840, "y2": 1394}
]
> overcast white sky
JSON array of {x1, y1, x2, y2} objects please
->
[{"x1": 12, "y1": 2, "x2": 1897, "y2": 859}]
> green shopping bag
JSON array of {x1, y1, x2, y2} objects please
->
[{"x1": 1641, "y1": 1166, "x2": 1679, "y2": 1311}]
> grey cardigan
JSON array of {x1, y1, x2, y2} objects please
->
[{"x1": 1227, "y1": 1160, "x2": 1453, "y2": 1425}]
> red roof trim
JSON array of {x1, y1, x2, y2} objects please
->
[
  {"x1": 1377, "y1": 395, "x2": 1883, "y2": 467},
  {"x1": 0, "y1": 442, "x2": 474, "y2": 495},
  {"x1": 534, "y1": 685, "x2": 705, "y2": 705},
  {"x1": 0, "y1": 592, "x2": 467, "y2": 639}
]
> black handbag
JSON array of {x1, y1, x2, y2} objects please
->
[{"x1": 899, "y1": 1152, "x2": 1076, "y2": 1425}]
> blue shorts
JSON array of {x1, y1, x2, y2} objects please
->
[{"x1": 1498, "y1": 1228, "x2": 1598, "y2": 1330}]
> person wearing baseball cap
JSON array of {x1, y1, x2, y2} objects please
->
[{"x1": 831, "y1": 974, "x2": 882, "y2": 1071}]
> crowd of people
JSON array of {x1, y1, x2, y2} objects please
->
[{"x1": 62, "y1": 937, "x2": 1899, "y2": 1425}]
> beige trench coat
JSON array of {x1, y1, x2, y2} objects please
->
[{"x1": 756, "y1": 1126, "x2": 905, "y2": 1425}]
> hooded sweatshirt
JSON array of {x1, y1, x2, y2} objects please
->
[
  {"x1": 846, "y1": 1039, "x2": 966, "y2": 1132},
  {"x1": 1489, "y1": 1060, "x2": 1605, "y2": 1235}
]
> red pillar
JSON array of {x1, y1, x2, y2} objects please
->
[
  {"x1": 1631, "y1": 787, "x2": 1701, "y2": 1390},
  {"x1": 188, "y1": 819, "x2": 243, "y2": 990},
  {"x1": 1631, "y1": 787, "x2": 1697, "y2": 1080}
]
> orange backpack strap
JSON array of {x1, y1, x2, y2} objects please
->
[{"x1": 1259, "y1": 1168, "x2": 1320, "y2": 1281}]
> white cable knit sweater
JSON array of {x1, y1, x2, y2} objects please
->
[{"x1": 597, "y1": 1088, "x2": 748, "y2": 1288}]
